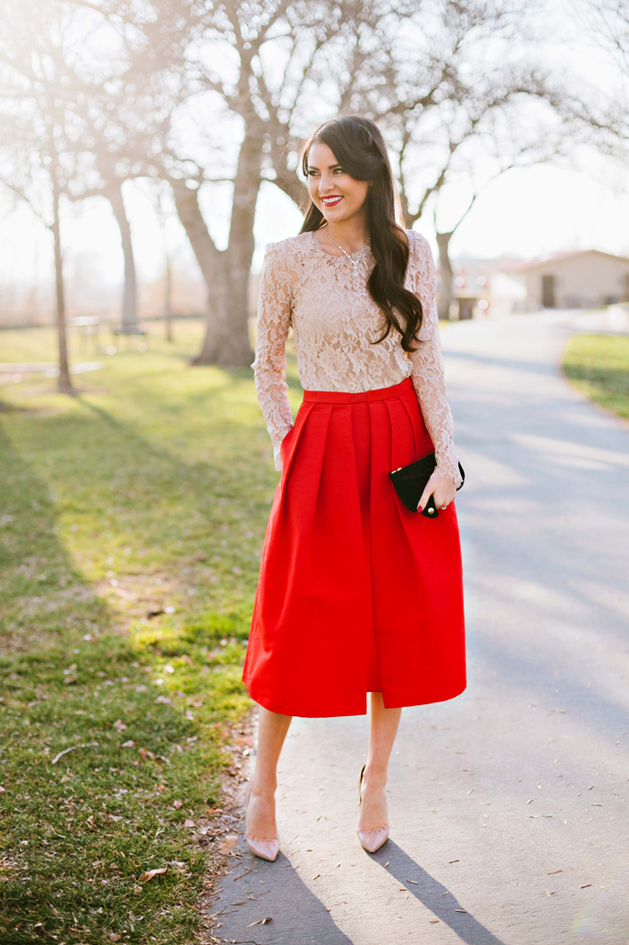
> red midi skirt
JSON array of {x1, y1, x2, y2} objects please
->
[{"x1": 243, "y1": 375, "x2": 466, "y2": 718}]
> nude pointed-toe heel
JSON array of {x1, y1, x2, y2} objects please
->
[
  {"x1": 244, "y1": 783, "x2": 279, "y2": 862},
  {"x1": 356, "y1": 763, "x2": 389, "y2": 854}
]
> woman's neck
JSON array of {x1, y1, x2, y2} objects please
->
[{"x1": 321, "y1": 217, "x2": 369, "y2": 253}]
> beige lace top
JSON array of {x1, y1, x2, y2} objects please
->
[{"x1": 251, "y1": 227, "x2": 462, "y2": 487}]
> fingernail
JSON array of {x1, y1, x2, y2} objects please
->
[{"x1": 417, "y1": 505, "x2": 423, "y2": 512}]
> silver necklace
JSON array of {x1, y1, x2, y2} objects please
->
[{"x1": 326, "y1": 230, "x2": 371, "y2": 278}]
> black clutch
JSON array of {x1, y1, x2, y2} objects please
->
[{"x1": 389, "y1": 451, "x2": 465, "y2": 518}]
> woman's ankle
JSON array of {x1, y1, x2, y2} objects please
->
[
  {"x1": 362, "y1": 765, "x2": 388, "y2": 789},
  {"x1": 249, "y1": 775, "x2": 277, "y2": 798}
]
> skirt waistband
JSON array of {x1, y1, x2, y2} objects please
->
[{"x1": 302, "y1": 375, "x2": 413, "y2": 404}]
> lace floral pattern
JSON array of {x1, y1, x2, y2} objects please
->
[{"x1": 251, "y1": 228, "x2": 462, "y2": 487}]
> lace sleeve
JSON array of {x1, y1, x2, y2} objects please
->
[
  {"x1": 251, "y1": 241, "x2": 294, "y2": 472},
  {"x1": 407, "y1": 233, "x2": 463, "y2": 489}
]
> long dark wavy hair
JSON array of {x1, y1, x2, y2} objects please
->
[{"x1": 299, "y1": 115, "x2": 423, "y2": 352}]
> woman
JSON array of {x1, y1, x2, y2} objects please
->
[{"x1": 242, "y1": 115, "x2": 466, "y2": 861}]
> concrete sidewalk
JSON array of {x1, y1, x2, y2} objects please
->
[{"x1": 212, "y1": 312, "x2": 629, "y2": 945}]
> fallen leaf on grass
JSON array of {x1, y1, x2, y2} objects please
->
[
  {"x1": 121, "y1": 740, "x2": 135, "y2": 748},
  {"x1": 172, "y1": 800, "x2": 183, "y2": 809},
  {"x1": 109, "y1": 935, "x2": 121, "y2": 942},
  {"x1": 139, "y1": 867, "x2": 168, "y2": 883},
  {"x1": 113, "y1": 720, "x2": 126, "y2": 732},
  {"x1": 183, "y1": 819, "x2": 195, "y2": 828},
  {"x1": 218, "y1": 834, "x2": 239, "y2": 855}
]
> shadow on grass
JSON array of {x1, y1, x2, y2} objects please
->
[
  {"x1": 0, "y1": 408, "x2": 254, "y2": 944},
  {"x1": 0, "y1": 423, "x2": 108, "y2": 653}
]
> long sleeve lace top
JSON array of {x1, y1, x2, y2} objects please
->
[{"x1": 251, "y1": 227, "x2": 462, "y2": 488}]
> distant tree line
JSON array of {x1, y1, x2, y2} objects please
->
[{"x1": 0, "y1": 0, "x2": 623, "y2": 391}]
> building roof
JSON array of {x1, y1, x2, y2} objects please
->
[{"x1": 500, "y1": 250, "x2": 629, "y2": 273}]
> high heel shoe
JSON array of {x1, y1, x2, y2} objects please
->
[
  {"x1": 244, "y1": 782, "x2": 279, "y2": 862},
  {"x1": 356, "y1": 762, "x2": 389, "y2": 854}
]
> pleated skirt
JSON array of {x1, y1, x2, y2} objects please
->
[{"x1": 242, "y1": 375, "x2": 466, "y2": 718}]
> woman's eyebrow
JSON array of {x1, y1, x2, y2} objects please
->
[{"x1": 307, "y1": 162, "x2": 342, "y2": 171}]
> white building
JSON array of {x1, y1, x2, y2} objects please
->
[
  {"x1": 450, "y1": 249, "x2": 629, "y2": 317},
  {"x1": 505, "y1": 250, "x2": 629, "y2": 310}
]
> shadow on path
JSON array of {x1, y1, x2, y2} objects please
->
[
  {"x1": 216, "y1": 839, "x2": 508, "y2": 945},
  {"x1": 444, "y1": 346, "x2": 560, "y2": 378},
  {"x1": 217, "y1": 844, "x2": 354, "y2": 945},
  {"x1": 372, "y1": 842, "x2": 508, "y2": 945}
]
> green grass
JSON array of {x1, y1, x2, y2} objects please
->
[
  {"x1": 563, "y1": 332, "x2": 629, "y2": 420},
  {"x1": 0, "y1": 319, "x2": 302, "y2": 944}
]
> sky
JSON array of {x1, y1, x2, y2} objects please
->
[{"x1": 0, "y1": 0, "x2": 627, "y2": 320}]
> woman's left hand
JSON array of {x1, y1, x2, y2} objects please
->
[{"x1": 417, "y1": 469, "x2": 457, "y2": 512}]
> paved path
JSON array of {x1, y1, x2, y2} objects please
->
[{"x1": 213, "y1": 312, "x2": 629, "y2": 945}]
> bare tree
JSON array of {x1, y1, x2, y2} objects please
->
[
  {"x1": 0, "y1": 0, "x2": 202, "y2": 339},
  {"x1": 0, "y1": 0, "x2": 153, "y2": 363},
  {"x1": 586, "y1": 0, "x2": 629, "y2": 75},
  {"x1": 160, "y1": 0, "x2": 373, "y2": 365},
  {"x1": 142, "y1": 0, "x2": 414, "y2": 366},
  {"x1": 373, "y1": 3, "x2": 574, "y2": 220},
  {"x1": 580, "y1": 0, "x2": 629, "y2": 147},
  {"x1": 0, "y1": 0, "x2": 84, "y2": 391},
  {"x1": 430, "y1": 106, "x2": 573, "y2": 317},
  {"x1": 140, "y1": 179, "x2": 182, "y2": 341},
  {"x1": 58, "y1": 0, "x2": 202, "y2": 334}
]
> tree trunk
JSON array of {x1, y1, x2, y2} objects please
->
[
  {"x1": 170, "y1": 131, "x2": 261, "y2": 367},
  {"x1": 169, "y1": 178, "x2": 223, "y2": 355},
  {"x1": 436, "y1": 231, "x2": 455, "y2": 321},
  {"x1": 165, "y1": 253, "x2": 173, "y2": 342},
  {"x1": 51, "y1": 171, "x2": 74, "y2": 393},
  {"x1": 108, "y1": 182, "x2": 141, "y2": 333}
]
